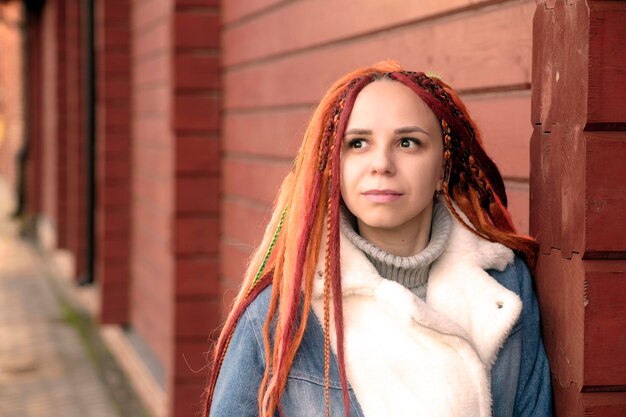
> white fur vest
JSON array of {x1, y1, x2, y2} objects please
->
[{"x1": 310, "y1": 214, "x2": 521, "y2": 417}]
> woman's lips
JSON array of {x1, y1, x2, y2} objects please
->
[{"x1": 362, "y1": 189, "x2": 403, "y2": 203}]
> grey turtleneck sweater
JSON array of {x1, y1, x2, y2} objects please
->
[{"x1": 341, "y1": 199, "x2": 452, "y2": 300}]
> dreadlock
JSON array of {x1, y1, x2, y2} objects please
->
[{"x1": 203, "y1": 61, "x2": 538, "y2": 417}]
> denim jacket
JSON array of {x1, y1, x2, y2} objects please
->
[{"x1": 210, "y1": 213, "x2": 553, "y2": 417}]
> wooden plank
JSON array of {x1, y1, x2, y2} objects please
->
[
  {"x1": 533, "y1": 250, "x2": 586, "y2": 396},
  {"x1": 532, "y1": 0, "x2": 589, "y2": 129},
  {"x1": 505, "y1": 181, "x2": 529, "y2": 235},
  {"x1": 220, "y1": 242, "x2": 250, "y2": 318},
  {"x1": 582, "y1": 392, "x2": 626, "y2": 417},
  {"x1": 222, "y1": 198, "x2": 271, "y2": 249},
  {"x1": 223, "y1": 157, "x2": 290, "y2": 205},
  {"x1": 555, "y1": 387, "x2": 626, "y2": 417},
  {"x1": 530, "y1": 125, "x2": 562, "y2": 255},
  {"x1": 588, "y1": 2, "x2": 626, "y2": 127},
  {"x1": 221, "y1": 240, "x2": 251, "y2": 288},
  {"x1": 585, "y1": 132, "x2": 626, "y2": 257},
  {"x1": 223, "y1": 0, "x2": 289, "y2": 25},
  {"x1": 224, "y1": 0, "x2": 536, "y2": 109},
  {"x1": 131, "y1": 255, "x2": 172, "y2": 316},
  {"x1": 559, "y1": 125, "x2": 586, "y2": 260},
  {"x1": 583, "y1": 263, "x2": 626, "y2": 387},
  {"x1": 531, "y1": 128, "x2": 626, "y2": 259},
  {"x1": 224, "y1": 92, "x2": 532, "y2": 179},
  {"x1": 223, "y1": 107, "x2": 310, "y2": 159},
  {"x1": 223, "y1": 0, "x2": 517, "y2": 66},
  {"x1": 465, "y1": 91, "x2": 531, "y2": 180}
]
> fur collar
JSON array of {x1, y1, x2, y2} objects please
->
[{"x1": 310, "y1": 208, "x2": 521, "y2": 417}]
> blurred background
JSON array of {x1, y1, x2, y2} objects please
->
[{"x1": 1, "y1": 0, "x2": 623, "y2": 417}]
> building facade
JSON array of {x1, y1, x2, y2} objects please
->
[{"x1": 1, "y1": 0, "x2": 624, "y2": 416}]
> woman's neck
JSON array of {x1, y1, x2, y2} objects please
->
[{"x1": 356, "y1": 204, "x2": 434, "y2": 257}]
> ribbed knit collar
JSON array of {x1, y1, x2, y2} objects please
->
[{"x1": 341, "y1": 198, "x2": 452, "y2": 300}]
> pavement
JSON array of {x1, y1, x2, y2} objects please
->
[{"x1": 0, "y1": 179, "x2": 146, "y2": 417}]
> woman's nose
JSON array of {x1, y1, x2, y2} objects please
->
[{"x1": 370, "y1": 147, "x2": 395, "y2": 175}]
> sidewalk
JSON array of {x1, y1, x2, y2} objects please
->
[{"x1": 0, "y1": 181, "x2": 143, "y2": 417}]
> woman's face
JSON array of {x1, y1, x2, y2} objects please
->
[{"x1": 340, "y1": 79, "x2": 444, "y2": 233}]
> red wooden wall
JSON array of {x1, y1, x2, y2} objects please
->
[
  {"x1": 531, "y1": 1, "x2": 626, "y2": 415},
  {"x1": 221, "y1": 0, "x2": 537, "y2": 301}
]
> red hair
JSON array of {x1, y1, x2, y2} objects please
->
[{"x1": 203, "y1": 61, "x2": 537, "y2": 417}]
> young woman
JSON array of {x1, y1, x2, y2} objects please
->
[{"x1": 203, "y1": 61, "x2": 553, "y2": 417}]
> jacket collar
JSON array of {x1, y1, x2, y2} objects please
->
[{"x1": 312, "y1": 206, "x2": 522, "y2": 368}]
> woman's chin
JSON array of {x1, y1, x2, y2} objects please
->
[{"x1": 357, "y1": 216, "x2": 406, "y2": 231}]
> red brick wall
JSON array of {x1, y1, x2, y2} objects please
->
[
  {"x1": 64, "y1": 0, "x2": 86, "y2": 277},
  {"x1": 0, "y1": 2, "x2": 24, "y2": 194},
  {"x1": 131, "y1": 0, "x2": 174, "y2": 370},
  {"x1": 96, "y1": 0, "x2": 132, "y2": 324},
  {"x1": 36, "y1": 0, "x2": 85, "y2": 274},
  {"x1": 40, "y1": 0, "x2": 68, "y2": 247},
  {"x1": 26, "y1": 6, "x2": 43, "y2": 215},
  {"x1": 131, "y1": 2, "x2": 221, "y2": 416},
  {"x1": 221, "y1": 0, "x2": 536, "y2": 299},
  {"x1": 168, "y1": 2, "x2": 220, "y2": 416}
]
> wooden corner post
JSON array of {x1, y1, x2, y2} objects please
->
[{"x1": 530, "y1": 0, "x2": 626, "y2": 416}]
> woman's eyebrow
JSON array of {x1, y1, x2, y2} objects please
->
[
  {"x1": 395, "y1": 126, "x2": 430, "y2": 135},
  {"x1": 344, "y1": 126, "x2": 430, "y2": 136},
  {"x1": 344, "y1": 128, "x2": 372, "y2": 135}
]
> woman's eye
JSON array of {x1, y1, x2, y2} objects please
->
[
  {"x1": 348, "y1": 139, "x2": 365, "y2": 149},
  {"x1": 400, "y1": 138, "x2": 420, "y2": 148}
]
